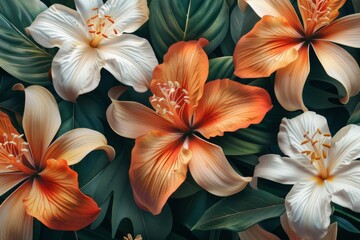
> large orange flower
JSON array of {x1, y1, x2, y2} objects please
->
[
  {"x1": 106, "y1": 39, "x2": 272, "y2": 215},
  {"x1": 234, "y1": 0, "x2": 360, "y2": 111},
  {"x1": 0, "y1": 84, "x2": 115, "y2": 240}
]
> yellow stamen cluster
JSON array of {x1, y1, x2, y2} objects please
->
[
  {"x1": 300, "y1": 128, "x2": 331, "y2": 163},
  {"x1": 86, "y1": 8, "x2": 117, "y2": 47},
  {"x1": 123, "y1": 234, "x2": 142, "y2": 240},
  {"x1": 0, "y1": 132, "x2": 29, "y2": 169},
  {"x1": 300, "y1": 0, "x2": 332, "y2": 25},
  {"x1": 150, "y1": 81, "x2": 190, "y2": 117}
]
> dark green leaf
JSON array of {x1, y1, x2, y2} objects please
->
[
  {"x1": 230, "y1": 4, "x2": 259, "y2": 43},
  {"x1": 76, "y1": 227, "x2": 119, "y2": 240},
  {"x1": 193, "y1": 188, "x2": 285, "y2": 231},
  {"x1": 332, "y1": 216, "x2": 360, "y2": 234},
  {"x1": 348, "y1": 102, "x2": 360, "y2": 125},
  {"x1": 353, "y1": 0, "x2": 360, "y2": 13},
  {"x1": 208, "y1": 57, "x2": 234, "y2": 81}
]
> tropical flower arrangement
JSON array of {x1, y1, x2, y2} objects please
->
[{"x1": 0, "y1": 0, "x2": 359, "y2": 239}]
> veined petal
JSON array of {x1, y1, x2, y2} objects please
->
[
  {"x1": 254, "y1": 154, "x2": 317, "y2": 185},
  {"x1": 328, "y1": 125, "x2": 360, "y2": 172},
  {"x1": 75, "y1": 0, "x2": 103, "y2": 22},
  {"x1": 312, "y1": 40, "x2": 360, "y2": 104},
  {"x1": 26, "y1": 4, "x2": 90, "y2": 48},
  {"x1": 315, "y1": 14, "x2": 360, "y2": 48},
  {"x1": 130, "y1": 132, "x2": 191, "y2": 215},
  {"x1": 245, "y1": 0, "x2": 303, "y2": 33},
  {"x1": 43, "y1": 128, "x2": 115, "y2": 166},
  {"x1": 285, "y1": 180, "x2": 332, "y2": 240},
  {"x1": 13, "y1": 84, "x2": 61, "y2": 168},
  {"x1": 278, "y1": 111, "x2": 330, "y2": 161},
  {"x1": 188, "y1": 135, "x2": 251, "y2": 196},
  {"x1": 24, "y1": 159, "x2": 100, "y2": 230},
  {"x1": 238, "y1": 224, "x2": 280, "y2": 240},
  {"x1": 0, "y1": 173, "x2": 29, "y2": 196},
  {"x1": 234, "y1": 16, "x2": 302, "y2": 78},
  {"x1": 0, "y1": 180, "x2": 33, "y2": 240},
  {"x1": 328, "y1": 160, "x2": 360, "y2": 212},
  {"x1": 151, "y1": 39, "x2": 209, "y2": 126},
  {"x1": 98, "y1": 34, "x2": 157, "y2": 93},
  {"x1": 193, "y1": 79, "x2": 272, "y2": 138},
  {"x1": 106, "y1": 86, "x2": 176, "y2": 139},
  {"x1": 52, "y1": 42, "x2": 103, "y2": 102},
  {"x1": 98, "y1": 0, "x2": 148, "y2": 35},
  {"x1": 274, "y1": 45, "x2": 310, "y2": 111}
]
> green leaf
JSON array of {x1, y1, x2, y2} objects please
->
[
  {"x1": 76, "y1": 227, "x2": 119, "y2": 240},
  {"x1": 332, "y1": 216, "x2": 360, "y2": 234},
  {"x1": 208, "y1": 57, "x2": 234, "y2": 81},
  {"x1": 0, "y1": 70, "x2": 24, "y2": 112},
  {"x1": 348, "y1": 102, "x2": 360, "y2": 125},
  {"x1": 230, "y1": 4, "x2": 259, "y2": 43},
  {"x1": 0, "y1": 0, "x2": 53, "y2": 84},
  {"x1": 149, "y1": 0, "x2": 229, "y2": 58},
  {"x1": 353, "y1": 0, "x2": 360, "y2": 13},
  {"x1": 193, "y1": 188, "x2": 285, "y2": 231}
]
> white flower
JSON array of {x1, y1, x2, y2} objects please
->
[
  {"x1": 253, "y1": 111, "x2": 360, "y2": 240},
  {"x1": 27, "y1": 0, "x2": 158, "y2": 102}
]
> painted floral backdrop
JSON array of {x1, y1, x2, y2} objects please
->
[{"x1": 0, "y1": 0, "x2": 360, "y2": 239}]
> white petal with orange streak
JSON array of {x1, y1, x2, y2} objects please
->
[
  {"x1": 274, "y1": 44, "x2": 309, "y2": 111},
  {"x1": 312, "y1": 40, "x2": 360, "y2": 104},
  {"x1": 188, "y1": 135, "x2": 251, "y2": 196},
  {"x1": 234, "y1": 16, "x2": 302, "y2": 79},
  {"x1": 43, "y1": 128, "x2": 115, "y2": 166},
  {"x1": 238, "y1": 224, "x2": 280, "y2": 240},
  {"x1": 74, "y1": 0, "x2": 103, "y2": 22}
]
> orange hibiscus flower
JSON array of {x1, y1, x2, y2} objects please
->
[
  {"x1": 0, "y1": 84, "x2": 114, "y2": 240},
  {"x1": 106, "y1": 39, "x2": 272, "y2": 214},
  {"x1": 234, "y1": 0, "x2": 360, "y2": 111}
]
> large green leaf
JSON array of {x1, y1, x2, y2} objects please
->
[
  {"x1": 229, "y1": 4, "x2": 259, "y2": 43},
  {"x1": 193, "y1": 188, "x2": 285, "y2": 231},
  {"x1": 0, "y1": 0, "x2": 53, "y2": 84},
  {"x1": 149, "y1": 0, "x2": 229, "y2": 58},
  {"x1": 208, "y1": 57, "x2": 234, "y2": 81},
  {"x1": 354, "y1": 0, "x2": 360, "y2": 13},
  {"x1": 348, "y1": 102, "x2": 360, "y2": 125},
  {"x1": 0, "y1": 70, "x2": 24, "y2": 112}
]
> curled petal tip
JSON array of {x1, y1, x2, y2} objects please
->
[
  {"x1": 108, "y1": 86, "x2": 128, "y2": 101},
  {"x1": 198, "y1": 38, "x2": 209, "y2": 47},
  {"x1": 12, "y1": 83, "x2": 25, "y2": 91}
]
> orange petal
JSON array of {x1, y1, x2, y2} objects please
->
[
  {"x1": 234, "y1": 16, "x2": 302, "y2": 78},
  {"x1": 193, "y1": 79, "x2": 272, "y2": 138},
  {"x1": 246, "y1": 0, "x2": 303, "y2": 33},
  {"x1": 43, "y1": 128, "x2": 115, "y2": 166},
  {"x1": 188, "y1": 135, "x2": 251, "y2": 196},
  {"x1": 106, "y1": 86, "x2": 176, "y2": 139},
  {"x1": 274, "y1": 45, "x2": 310, "y2": 111},
  {"x1": 0, "y1": 173, "x2": 29, "y2": 195},
  {"x1": 312, "y1": 40, "x2": 360, "y2": 104},
  {"x1": 13, "y1": 84, "x2": 61, "y2": 168},
  {"x1": 0, "y1": 180, "x2": 33, "y2": 240},
  {"x1": 150, "y1": 39, "x2": 209, "y2": 128},
  {"x1": 130, "y1": 131, "x2": 191, "y2": 215},
  {"x1": 315, "y1": 14, "x2": 360, "y2": 48},
  {"x1": 23, "y1": 159, "x2": 100, "y2": 230},
  {"x1": 238, "y1": 224, "x2": 280, "y2": 240}
]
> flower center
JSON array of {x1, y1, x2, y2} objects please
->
[
  {"x1": 150, "y1": 81, "x2": 190, "y2": 117},
  {"x1": 300, "y1": 128, "x2": 331, "y2": 180},
  {"x1": 0, "y1": 132, "x2": 30, "y2": 170},
  {"x1": 299, "y1": 0, "x2": 332, "y2": 25},
  {"x1": 87, "y1": 8, "x2": 117, "y2": 48}
]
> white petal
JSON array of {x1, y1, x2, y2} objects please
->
[
  {"x1": 312, "y1": 40, "x2": 360, "y2": 104},
  {"x1": 26, "y1": 4, "x2": 89, "y2": 48},
  {"x1": 328, "y1": 124, "x2": 360, "y2": 172},
  {"x1": 52, "y1": 42, "x2": 103, "y2": 102},
  {"x1": 75, "y1": 0, "x2": 103, "y2": 22},
  {"x1": 278, "y1": 111, "x2": 330, "y2": 161},
  {"x1": 254, "y1": 154, "x2": 317, "y2": 185},
  {"x1": 98, "y1": 34, "x2": 157, "y2": 92},
  {"x1": 328, "y1": 161, "x2": 360, "y2": 212},
  {"x1": 285, "y1": 180, "x2": 332, "y2": 240},
  {"x1": 98, "y1": 0, "x2": 148, "y2": 35}
]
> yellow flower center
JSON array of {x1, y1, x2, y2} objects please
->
[
  {"x1": 150, "y1": 81, "x2": 190, "y2": 117},
  {"x1": 0, "y1": 132, "x2": 30, "y2": 170},
  {"x1": 87, "y1": 8, "x2": 117, "y2": 48},
  {"x1": 300, "y1": 128, "x2": 331, "y2": 180},
  {"x1": 300, "y1": 0, "x2": 332, "y2": 25}
]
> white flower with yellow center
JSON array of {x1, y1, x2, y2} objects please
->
[
  {"x1": 253, "y1": 111, "x2": 360, "y2": 240},
  {"x1": 27, "y1": 0, "x2": 158, "y2": 102}
]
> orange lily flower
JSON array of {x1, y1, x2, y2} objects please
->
[
  {"x1": 233, "y1": 0, "x2": 360, "y2": 111},
  {"x1": 0, "y1": 84, "x2": 115, "y2": 240},
  {"x1": 106, "y1": 39, "x2": 272, "y2": 215}
]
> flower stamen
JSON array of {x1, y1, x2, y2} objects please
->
[{"x1": 87, "y1": 10, "x2": 117, "y2": 47}]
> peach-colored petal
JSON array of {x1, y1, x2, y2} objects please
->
[
  {"x1": 312, "y1": 40, "x2": 360, "y2": 104},
  {"x1": 188, "y1": 135, "x2": 251, "y2": 196},
  {"x1": 280, "y1": 213, "x2": 301, "y2": 240},
  {"x1": 13, "y1": 84, "x2": 61, "y2": 168},
  {"x1": 130, "y1": 131, "x2": 191, "y2": 215},
  {"x1": 0, "y1": 180, "x2": 33, "y2": 240},
  {"x1": 0, "y1": 173, "x2": 29, "y2": 195},
  {"x1": 315, "y1": 14, "x2": 360, "y2": 48},
  {"x1": 238, "y1": 0, "x2": 247, "y2": 12},
  {"x1": 234, "y1": 16, "x2": 302, "y2": 78},
  {"x1": 43, "y1": 128, "x2": 115, "y2": 166},
  {"x1": 323, "y1": 222, "x2": 338, "y2": 240},
  {"x1": 298, "y1": 0, "x2": 345, "y2": 35},
  {"x1": 238, "y1": 224, "x2": 280, "y2": 240},
  {"x1": 24, "y1": 159, "x2": 100, "y2": 230},
  {"x1": 274, "y1": 44, "x2": 310, "y2": 111},
  {"x1": 150, "y1": 39, "x2": 209, "y2": 128},
  {"x1": 193, "y1": 79, "x2": 272, "y2": 138},
  {"x1": 246, "y1": 0, "x2": 303, "y2": 33},
  {"x1": 106, "y1": 86, "x2": 176, "y2": 139}
]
